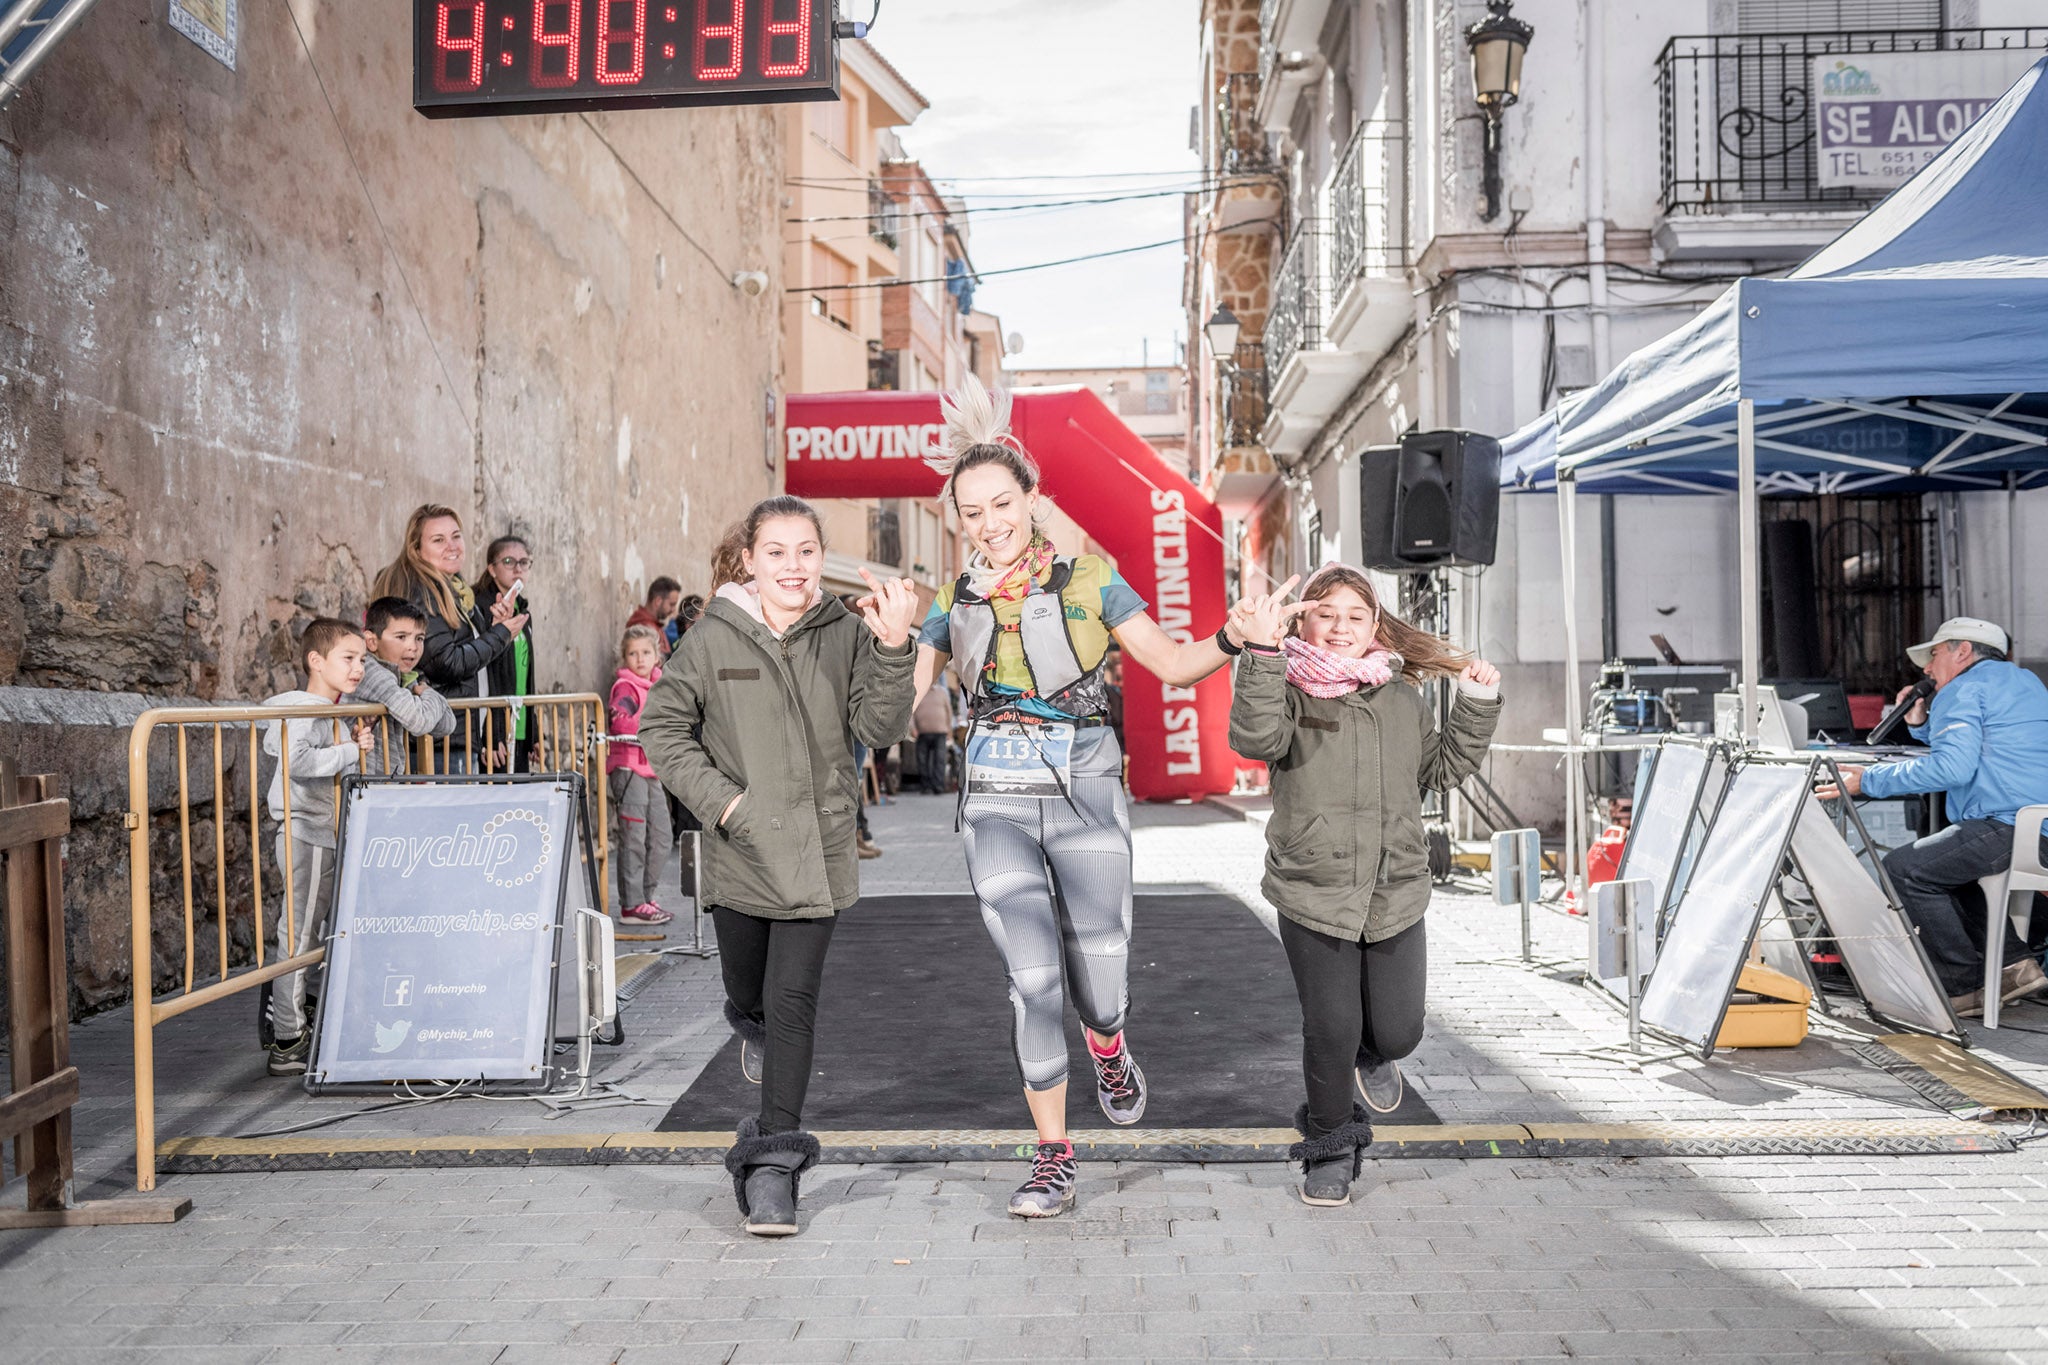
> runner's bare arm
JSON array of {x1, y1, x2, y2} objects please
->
[
  {"x1": 914, "y1": 643, "x2": 950, "y2": 698},
  {"x1": 1111, "y1": 607, "x2": 1253, "y2": 688}
]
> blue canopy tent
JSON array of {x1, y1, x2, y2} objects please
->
[{"x1": 1500, "y1": 54, "x2": 2048, "y2": 888}]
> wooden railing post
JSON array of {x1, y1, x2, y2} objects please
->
[{"x1": 1, "y1": 761, "x2": 189, "y2": 1227}]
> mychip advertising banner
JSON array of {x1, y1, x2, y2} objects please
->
[
  {"x1": 1814, "y1": 48, "x2": 2037, "y2": 190},
  {"x1": 311, "y1": 777, "x2": 584, "y2": 1089}
]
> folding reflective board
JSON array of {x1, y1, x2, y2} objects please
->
[
  {"x1": 1637, "y1": 757, "x2": 1811, "y2": 1059},
  {"x1": 1790, "y1": 789, "x2": 1962, "y2": 1042},
  {"x1": 1597, "y1": 738, "x2": 1727, "y2": 1001},
  {"x1": 311, "y1": 775, "x2": 586, "y2": 1091}
]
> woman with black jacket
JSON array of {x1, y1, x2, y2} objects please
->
[
  {"x1": 371, "y1": 504, "x2": 525, "y2": 771},
  {"x1": 475, "y1": 535, "x2": 537, "y2": 772}
]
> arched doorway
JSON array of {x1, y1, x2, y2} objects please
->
[{"x1": 783, "y1": 386, "x2": 1236, "y2": 801}]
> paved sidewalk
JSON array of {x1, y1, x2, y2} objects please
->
[{"x1": 7, "y1": 791, "x2": 2048, "y2": 1361}]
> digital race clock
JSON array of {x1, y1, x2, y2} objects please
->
[{"x1": 414, "y1": 0, "x2": 840, "y2": 118}]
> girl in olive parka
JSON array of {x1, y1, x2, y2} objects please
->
[
  {"x1": 638, "y1": 496, "x2": 921, "y2": 1238},
  {"x1": 1228, "y1": 564, "x2": 1502, "y2": 1208}
]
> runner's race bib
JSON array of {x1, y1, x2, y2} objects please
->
[{"x1": 965, "y1": 721, "x2": 1074, "y2": 799}]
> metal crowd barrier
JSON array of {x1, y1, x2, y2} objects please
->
[{"x1": 124, "y1": 693, "x2": 608, "y2": 1191}]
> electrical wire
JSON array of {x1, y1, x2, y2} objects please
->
[
  {"x1": 790, "y1": 223, "x2": 1276, "y2": 293},
  {"x1": 578, "y1": 112, "x2": 729, "y2": 280},
  {"x1": 785, "y1": 185, "x2": 1215, "y2": 225}
]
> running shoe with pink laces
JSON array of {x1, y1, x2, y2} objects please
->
[
  {"x1": 1090, "y1": 1033, "x2": 1147, "y2": 1125},
  {"x1": 1007, "y1": 1140, "x2": 1078, "y2": 1218}
]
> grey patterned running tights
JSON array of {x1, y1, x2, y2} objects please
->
[{"x1": 961, "y1": 728, "x2": 1133, "y2": 1092}]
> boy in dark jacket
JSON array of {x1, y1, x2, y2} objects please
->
[{"x1": 358, "y1": 597, "x2": 457, "y2": 770}]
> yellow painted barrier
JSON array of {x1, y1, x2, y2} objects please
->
[{"x1": 125, "y1": 693, "x2": 609, "y2": 1192}]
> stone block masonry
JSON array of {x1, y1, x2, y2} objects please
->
[{"x1": 0, "y1": 2, "x2": 798, "y2": 1010}]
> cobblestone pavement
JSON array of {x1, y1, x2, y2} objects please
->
[{"x1": 7, "y1": 790, "x2": 2048, "y2": 1362}]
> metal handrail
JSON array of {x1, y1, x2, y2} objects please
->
[
  {"x1": 1263, "y1": 220, "x2": 1325, "y2": 366},
  {"x1": 124, "y1": 692, "x2": 609, "y2": 1191},
  {"x1": 1330, "y1": 119, "x2": 1407, "y2": 286}
]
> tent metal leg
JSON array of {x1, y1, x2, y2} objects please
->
[
  {"x1": 1559, "y1": 477, "x2": 1586, "y2": 896},
  {"x1": 1738, "y1": 399, "x2": 1760, "y2": 745}
]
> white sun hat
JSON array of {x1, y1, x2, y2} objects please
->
[{"x1": 1906, "y1": 616, "x2": 2010, "y2": 669}]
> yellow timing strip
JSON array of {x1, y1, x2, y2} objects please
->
[
  {"x1": 160, "y1": 1116, "x2": 1999, "y2": 1162},
  {"x1": 1877, "y1": 1034, "x2": 2048, "y2": 1113}
]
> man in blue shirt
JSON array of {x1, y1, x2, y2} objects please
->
[{"x1": 1822, "y1": 618, "x2": 2048, "y2": 1016}]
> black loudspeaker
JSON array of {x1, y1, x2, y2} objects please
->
[
  {"x1": 1762, "y1": 518, "x2": 1824, "y2": 679},
  {"x1": 1359, "y1": 431, "x2": 1502, "y2": 570}
]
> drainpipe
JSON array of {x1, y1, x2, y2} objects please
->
[{"x1": 1583, "y1": 1, "x2": 1616, "y2": 663}]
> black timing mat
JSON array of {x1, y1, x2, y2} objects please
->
[{"x1": 658, "y1": 892, "x2": 1439, "y2": 1135}]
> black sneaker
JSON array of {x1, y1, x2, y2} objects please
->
[
  {"x1": 740, "y1": 1037, "x2": 763, "y2": 1086},
  {"x1": 267, "y1": 1034, "x2": 310, "y2": 1076},
  {"x1": 1354, "y1": 1048, "x2": 1404, "y2": 1115},
  {"x1": 1091, "y1": 1034, "x2": 1147, "y2": 1126},
  {"x1": 1007, "y1": 1141, "x2": 1077, "y2": 1218}
]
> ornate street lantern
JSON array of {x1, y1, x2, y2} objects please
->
[{"x1": 1464, "y1": 0, "x2": 1534, "y2": 222}]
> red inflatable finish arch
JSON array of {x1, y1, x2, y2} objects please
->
[{"x1": 783, "y1": 387, "x2": 1234, "y2": 802}]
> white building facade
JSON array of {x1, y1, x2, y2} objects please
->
[{"x1": 1188, "y1": 0, "x2": 2048, "y2": 829}]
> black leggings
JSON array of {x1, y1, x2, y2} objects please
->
[
  {"x1": 1277, "y1": 913, "x2": 1427, "y2": 1135},
  {"x1": 714, "y1": 906, "x2": 838, "y2": 1134}
]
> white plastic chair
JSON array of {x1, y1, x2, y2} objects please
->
[{"x1": 1976, "y1": 804, "x2": 2048, "y2": 1029}]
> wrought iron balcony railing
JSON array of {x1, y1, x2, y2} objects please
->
[
  {"x1": 1219, "y1": 71, "x2": 1273, "y2": 175},
  {"x1": 1264, "y1": 221, "x2": 1325, "y2": 368},
  {"x1": 1221, "y1": 341, "x2": 1268, "y2": 451},
  {"x1": 1657, "y1": 27, "x2": 2048, "y2": 215},
  {"x1": 868, "y1": 179, "x2": 900, "y2": 248},
  {"x1": 1330, "y1": 119, "x2": 1406, "y2": 285}
]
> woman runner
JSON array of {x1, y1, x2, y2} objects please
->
[
  {"x1": 1228, "y1": 564, "x2": 1501, "y2": 1207},
  {"x1": 639, "y1": 496, "x2": 921, "y2": 1237},
  {"x1": 912, "y1": 377, "x2": 1250, "y2": 1218}
]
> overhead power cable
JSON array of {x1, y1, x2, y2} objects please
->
[
  {"x1": 785, "y1": 185, "x2": 1215, "y2": 226},
  {"x1": 791, "y1": 220, "x2": 1277, "y2": 294}
]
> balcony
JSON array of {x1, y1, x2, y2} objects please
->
[
  {"x1": 1260, "y1": 222, "x2": 1369, "y2": 459},
  {"x1": 1255, "y1": 0, "x2": 1331, "y2": 131},
  {"x1": 1655, "y1": 27, "x2": 2048, "y2": 260},
  {"x1": 868, "y1": 179, "x2": 900, "y2": 250},
  {"x1": 1213, "y1": 341, "x2": 1279, "y2": 517},
  {"x1": 1323, "y1": 119, "x2": 1408, "y2": 362}
]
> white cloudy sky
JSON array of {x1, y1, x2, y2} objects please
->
[{"x1": 860, "y1": 0, "x2": 1200, "y2": 370}]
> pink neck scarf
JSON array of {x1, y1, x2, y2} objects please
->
[{"x1": 1282, "y1": 635, "x2": 1400, "y2": 698}]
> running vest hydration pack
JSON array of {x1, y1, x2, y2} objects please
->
[{"x1": 947, "y1": 557, "x2": 1115, "y2": 720}]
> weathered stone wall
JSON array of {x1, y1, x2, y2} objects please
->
[{"x1": 0, "y1": 1, "x2": 791, "y2": 1013}]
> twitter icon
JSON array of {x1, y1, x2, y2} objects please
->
[{"x1": 372, "y1": 1019, "x2": 412, "y2": 1054}]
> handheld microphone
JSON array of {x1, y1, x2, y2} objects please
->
[{"x1": 1867, "y1": 676, "x2": 1936, "y2": 745}]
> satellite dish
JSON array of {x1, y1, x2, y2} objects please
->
[{"x1": 1006, "y1": 332, "x2": 1025, "y2": 355}]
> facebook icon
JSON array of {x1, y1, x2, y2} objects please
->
[{"x1": 383, "y1": 975, "x2": 414, "y2": 1007}]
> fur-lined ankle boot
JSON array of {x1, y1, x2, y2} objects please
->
[
  {"x1": 1288, "y1": 1103, "x2": 1373, "y2": 1208},
  {"x1": 724, "y1": 1117, "x2": 821, "y2": 1237}
]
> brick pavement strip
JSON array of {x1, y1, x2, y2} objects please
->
[{"x1": 13, "y1": 798, "x2": 2048, "y2": 1361}]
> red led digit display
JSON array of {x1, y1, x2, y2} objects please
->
[{"x1": 414, "y1": 0, "x2": 837, "y2": 118}]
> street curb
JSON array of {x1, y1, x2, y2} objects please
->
[{"x1": 156, "y1": 1117, "x2": 2015, "y2": 1173}]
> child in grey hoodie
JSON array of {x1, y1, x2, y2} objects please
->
[
  {"x1": 357, "y1": 596, "x2": 458, "y2": 768},
  {"x1": 262, "y1": 617, "x2": 376, "y2": 1076}
]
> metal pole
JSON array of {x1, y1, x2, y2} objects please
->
[
  {"x1": 1520, "y1": 877, "x2": 1533, "y2": 964},
  {"x1": 1558, "y1": 476, "x2": 1586, "y2": 899},
  {"x1": 1623, "y1": 880, "x2": 1642, "y2": 1054},
  {"x1": 2009, "y1": 475, "x2": 2021, "y2": 658},
  {"x1": 0, "y1": 0, "x2": 107, "y2": 109},
  {"x1": 1738, "y1": 398, "x2": 1761, "y2": 745}
]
